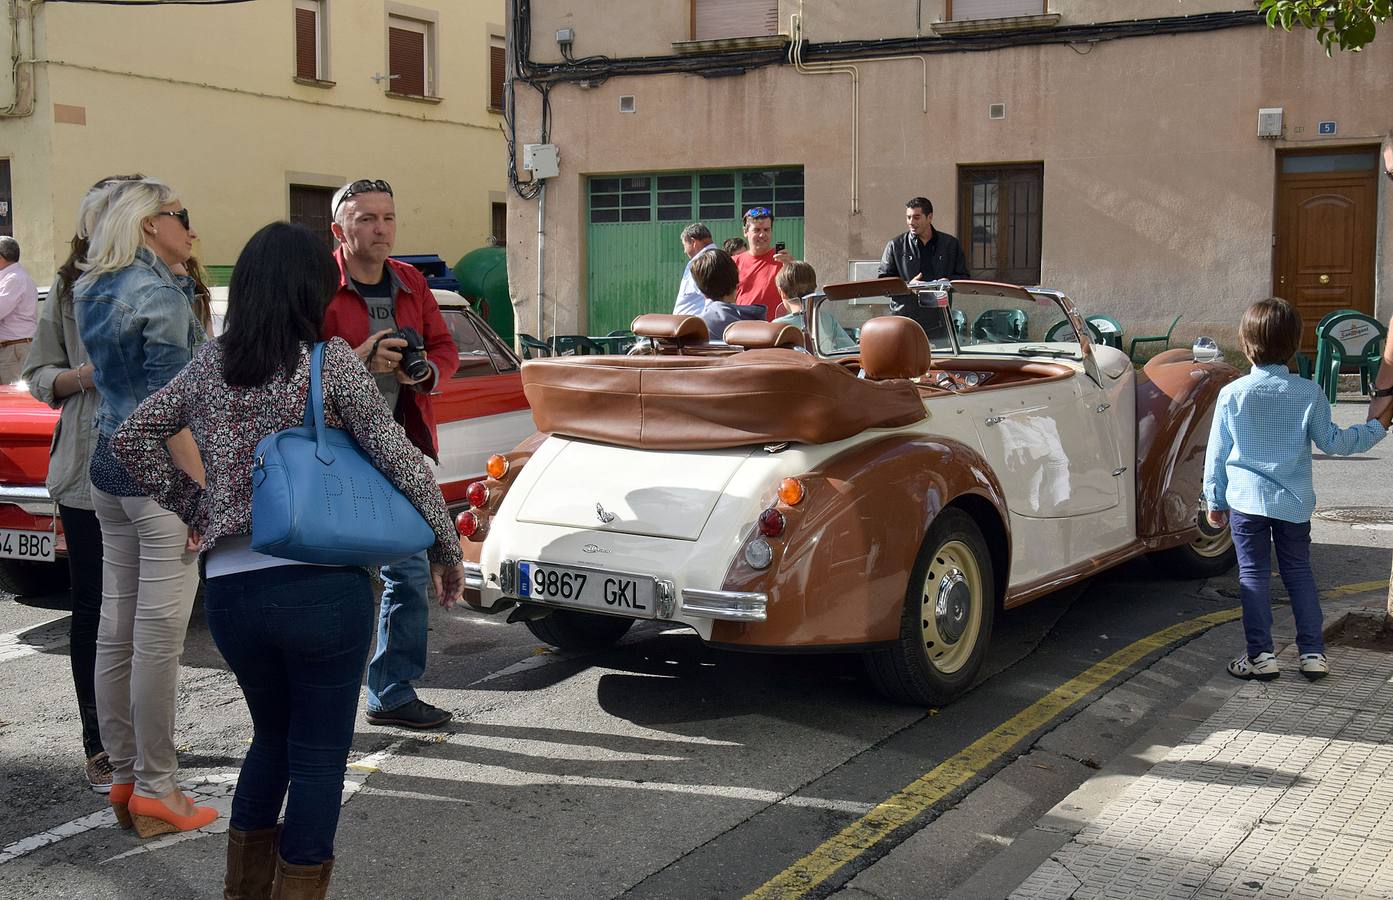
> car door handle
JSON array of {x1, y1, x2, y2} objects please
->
[
  {"x1": 1095, "y1": 403, "x2": 1110, "y2": 413},
  {"x1": 1113, "y1": 466, "x2": 1127, "y2": 477},
  {"x1": 984, "y1": 416, "x2": 1005, "y2": 427}
]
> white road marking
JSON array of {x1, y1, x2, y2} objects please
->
[{"x1": 0, "y1": 616, "x2": 70, "y2": 663}]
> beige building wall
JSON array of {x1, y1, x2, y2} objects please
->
[
  {"x1": 0, "y1": 0, "x2": 507, "y2": 284},
  {"x1": 508, "y1": 5, "x2": 1393, "y2": 349}
]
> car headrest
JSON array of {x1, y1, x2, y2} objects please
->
[
  {"x1": 631, "y1": 313, "x2": 709, "y2": 344},
  {"x1": 860, "y1": 316, "x2": 932, "y2": 380},
  {"x1": 722, "y1": 320, "x2": 805, "y2": 350}
]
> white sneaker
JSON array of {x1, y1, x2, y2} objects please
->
[
  {"x1": 1228, "y1": 652, "x2": 1280, "y2": 681},
  {"x1": 1299, "y1": 652, "x2": 1330, "y2": 681}
]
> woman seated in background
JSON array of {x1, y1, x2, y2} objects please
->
[{"x1": 112, "y1": 222, "x2": 465, "y2": 899}]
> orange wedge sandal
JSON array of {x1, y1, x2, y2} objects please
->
[{"x1": 127, "y1": 793, "x2": 219, "y2": 838}]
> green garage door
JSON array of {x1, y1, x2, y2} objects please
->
[{"x1": 586, "y1": 168, "x2": 805, "y2": 336}]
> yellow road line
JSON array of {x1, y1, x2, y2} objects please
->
[{"x1": 746, "y1": 579, "x2": 1388, "y2": 899}]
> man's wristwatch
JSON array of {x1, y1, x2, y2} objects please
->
[{"x1": 1372, "y1": 385, "x2": 1393, "y2": 398}]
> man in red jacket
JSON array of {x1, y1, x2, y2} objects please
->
[{"x1": 323, "y1": 178, "x2": 459, "y2": 729}]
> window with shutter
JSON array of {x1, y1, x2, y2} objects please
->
[
  {"x1": 388, "y1": 16, "x2": 429, "y2": 97},
  {"x1": 489, "y1": 39, "x2": 506, "y2": 112},
  {"x1": 947, "y1": 0, "x2": 1047, "y2": 20},
  {"x1": 957, "y1": 164, "x2": 1044, "y2": 285},
  {"x1": 294, "y1": 0, "x2": 323, "y2": 81},
  {"x1": 289, "y1": 185, "x2": 336, "y2": 249},
  {"x1": 692, "y1": 0, "x2": 778, "y2": 41}
]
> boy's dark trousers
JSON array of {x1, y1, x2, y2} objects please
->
[{"x1": 1229, "y1": 510, "x2": 1324, "y2": 659}]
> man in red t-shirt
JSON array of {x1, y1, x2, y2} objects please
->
[{"x1": 733, "y1": 207, "x2": 794, "y2": 321}]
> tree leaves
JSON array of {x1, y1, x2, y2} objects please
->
[{"x1": 1258, "y1": 0, "x2": 1390, "y2": 53}]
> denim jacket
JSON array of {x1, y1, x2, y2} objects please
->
[{"x1": 73, "y1": 247, "x2": 205, "y2": 437}]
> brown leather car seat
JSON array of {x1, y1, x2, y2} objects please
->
[
  {"x1": 631, "y1": 313, "x2": 709, "y2": 346},
  {"x1": 860, "y1": 316, "x2": 931, "y2": 380},
  {"x1": 722, "y1": 320, "x2": 805, "y2": 351}
]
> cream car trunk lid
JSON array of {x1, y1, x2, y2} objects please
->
[{"x1": 515, "y1": 440, "x2": 755, "y2": 541}]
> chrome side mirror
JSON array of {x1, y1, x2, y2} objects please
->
[{"x1": 1192, "y1": 336, "x2": 1221, "y2": 363}]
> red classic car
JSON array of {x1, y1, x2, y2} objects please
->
[{"x1": 0, "y1": 293, "x2": 531, "y2": 601}]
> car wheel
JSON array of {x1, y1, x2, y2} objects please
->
[
  {"x1": 863, "y1": 508, "x2": 996, "y2": 706},
  {"x1": 1150, "y1": 507, "x2": 1236, "y2": 578},
  {"x1": 0, "y1": 560, "x2": 71, "y2": 604},
  {"x1": 525, "y1": 609, "x2": 634, "y2": 651}
]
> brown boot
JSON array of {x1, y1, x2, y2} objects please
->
[
  {"x1": 224, "y1": 825, "x2": 281, "y2": 900},
  {"x1": 271, "y1": 856, "x2": 334, "y2": 900}
]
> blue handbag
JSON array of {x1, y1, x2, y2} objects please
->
[{"x1": 250, "y1": 342, "x2": 435, "y2": 566}]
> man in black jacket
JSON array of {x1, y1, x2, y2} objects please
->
[{"x1": 877, "y1": 197, "x2": 970, "y2": 284}]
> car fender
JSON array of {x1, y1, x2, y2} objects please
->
[
  {"x1": 1135, "y1": 349, "x2": 1240, "y2": 549},
  {"x1": 710, "y1": 434, "x2": 1010, "y2": 649}
]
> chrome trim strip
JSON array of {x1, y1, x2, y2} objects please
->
[
  {"x1": 0, "y1": 485, "x2": 56, "y2": 517},
  {"x1": 679, "y1": 589, "x2": 768, "y2": 622},
  {"x1": 462, "y1": 561, "x2": 485, "y2": 591}
]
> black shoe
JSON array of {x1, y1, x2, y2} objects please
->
[{"x1": 365, "y1": 699, "x2": 453, "y2": 730}]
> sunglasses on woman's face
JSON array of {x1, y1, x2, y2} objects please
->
[{"x1": 153, "y1": 208, "x2": 191, "y2": 231}]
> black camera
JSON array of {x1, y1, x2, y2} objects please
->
[
  {"x1": 774, "y1": 241, "x2": 786, "y2": 252},
  {"x1": 385, "y1": 326, "x2": 431, "y2": 382}
]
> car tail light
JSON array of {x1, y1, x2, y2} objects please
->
[
  {"x1": 456, "y1": 511, "x2": 483, "y2": 539},
  {"x1": 486, "y1": 454, "x2": 510, "y2": 479},
  {"x1": 757, "y1": 508, "x2": 785, "y2": 538},
  {"x1": 465, "y1": 481, "x2": 490, "y2": 509},
  {"x1": 777, "y1": 477, "x2": 805, "y2": 506}
]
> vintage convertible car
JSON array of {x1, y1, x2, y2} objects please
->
[
  {"x1": 0, "y1": 292, "x2": 531, "y2": 600},
  {"x1": 459, "y1": 277, "x2": 1239, "y2": 705}
]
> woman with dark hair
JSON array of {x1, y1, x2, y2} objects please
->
[
  {"x1": 112, "y1": 222, "x2": 465, "y2": 899},
  {"x1": 21, "y1": 174, "x2": 143, "y2": 792}
]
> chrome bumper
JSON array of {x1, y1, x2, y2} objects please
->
[
  {"x1": 679, "y1": 589, "x2": 767, "y2": 622},
  {"x1": 462, "y1": 561, "x2": 485, "y2": 591},
  {"x1": 0, "y1": 485, "x2": 57, "y2": 517}
]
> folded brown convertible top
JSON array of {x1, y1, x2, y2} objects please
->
[{"x1": 522, "y1": 349, "x2": 926, "y2": 451}]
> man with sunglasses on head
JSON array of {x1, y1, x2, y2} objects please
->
[
  {"x1": 322, "y1": 178, "x2": 460, "y2": 730},
  {"x1": 732, "y1": 207, "x2": 793, "y2": 322}
]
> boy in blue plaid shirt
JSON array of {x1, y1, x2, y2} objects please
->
[{"x1": 1203, "y1": 298, "x2": 1386, "y2": 682}]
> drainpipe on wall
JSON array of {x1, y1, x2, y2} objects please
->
[
  {"x1": 1, "y1": 0, "x2": 37, "y2": 118},
  {"x1": 536, "y1": 180, "x2": 547, "y2": 339}
]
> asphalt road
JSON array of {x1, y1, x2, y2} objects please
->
[{"x1": 0, "y1": 403, "x2": 1388, "y2": 899}]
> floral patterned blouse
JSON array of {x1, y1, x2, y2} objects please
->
[{"x1": 110, "y1": 337, "x2": 462, "y2": 566}]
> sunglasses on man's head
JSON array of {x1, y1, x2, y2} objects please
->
[
  {"x1": 153, "y1": 209, "x2": 191, "y2": 231},
  {"x1": 335, "y1": 179, "x2": 393, "y2": 213},
  {"x1": 744, "y1": 207, "x2": 773, "y2": 219}
]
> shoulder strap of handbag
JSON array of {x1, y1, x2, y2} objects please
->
[{"x1": 306, "y1": 341, "x2": 335, "y2": 465}]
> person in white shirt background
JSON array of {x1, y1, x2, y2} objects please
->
[
  {"x1": 672, "y1": 222, "x2": 716, "y2": 316},
  {"x1": 0, "y1": 235, "x2": 38, "y2": 384}
]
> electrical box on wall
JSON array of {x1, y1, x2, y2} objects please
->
[
  {"x1": 522, "y1": 143, "x2": 559, "y2": 179},
  {"x1": 1257, "y1": 107, "x2": 1284, "y2": 139}
]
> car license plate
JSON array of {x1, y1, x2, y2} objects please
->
[
  {"x1": 0, "y1": 529, "x2": 56, "y2": 563},
  {"x1": 518, "y1": 561, "x2": 657, "y2": 619}
]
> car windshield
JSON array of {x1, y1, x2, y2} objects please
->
[{"x1": 809, "y1": 282, "x2": 1084, "y2": 359}]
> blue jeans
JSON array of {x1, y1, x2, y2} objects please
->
[
  {"x1": 1229, "y1": 510, "x2": 1324, "y2": 659},
  {"x1": 204, "y1": 564, "x2": 373, "y2": 866},
  {"x1": 365, "y1": 550, "x2": 430, "y2": 713}
]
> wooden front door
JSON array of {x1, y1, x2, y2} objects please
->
[{"x1": 1274, "y1": 148, "x2": 1379, "y2": 354}]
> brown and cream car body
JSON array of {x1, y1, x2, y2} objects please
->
[{"x1": 461, "y1": 278, "x2": 1237, "y2": 705}]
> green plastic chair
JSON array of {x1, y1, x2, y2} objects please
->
[
  {"x1": 971, "y1": 309, "x2": 1028, "y2": 343},
  {"x1": 1128, "y1": 314, "x2": 1182, "y2": 362},
  {"x1": 1313, "y1": 311, "x2": 1386, "y2": 402},
  {"x1": 1044, "y1": 319, "x2": 1105, "y2": 345},
  {"x1": 517, "y1": 333, "x2": 552, "y2": 359},
  {"x1": 1086, "y1": 314, "x2": 1124, "y2": 349},
  {"x1": 549, "y1": 334, "x2": 606, "y2": 356}
]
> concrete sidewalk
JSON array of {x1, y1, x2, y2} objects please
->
[{"x1": 1009, "y1": 631, "x2": 1393, "y2": 899}]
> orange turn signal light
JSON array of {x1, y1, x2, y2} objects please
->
[
  {"x1": 777, "y1": 477, "x2": 805, "y2": 506},
  {"x1": 486, "y1": 454, "x2": 510, "y2": 479}
]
